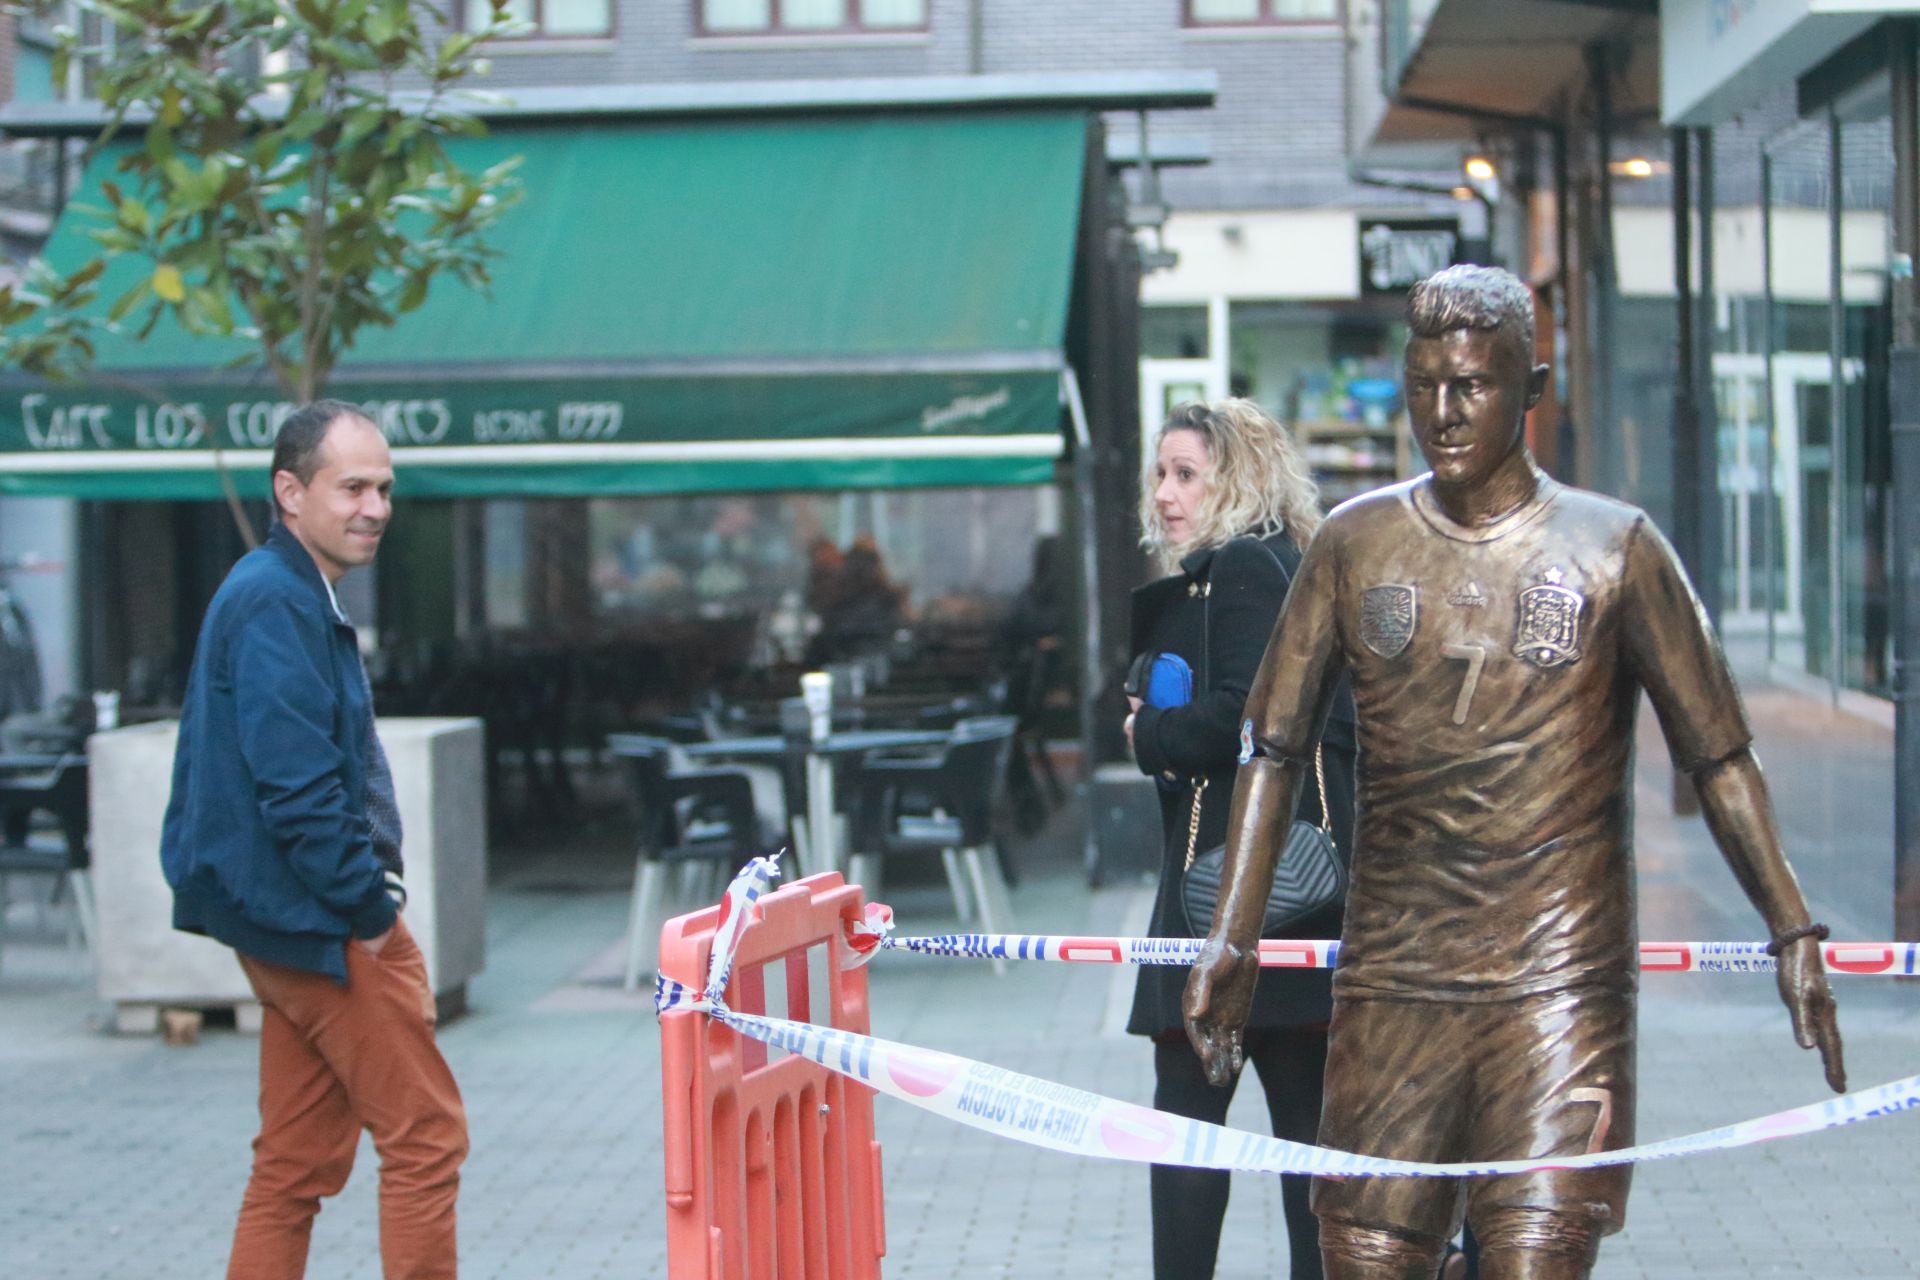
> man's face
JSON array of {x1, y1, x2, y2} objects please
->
[
  {"x1": 1403, "y1": 327, "x2": 1547, "y2": 490},
  {"x1": 275, "y1": 416, "x2": 394, "y2": 582}
]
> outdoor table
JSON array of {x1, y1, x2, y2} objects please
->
[{"x1": 683, "y1": 729, "x2": 948, "y2": 874}]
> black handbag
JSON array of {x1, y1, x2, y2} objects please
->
[
  {"x1": 1179, "y1": 746, "x2": 1345, "y2": 938},
  {"x1": 1170, "y1": 533, "x2": 1346, "y2": 938}
]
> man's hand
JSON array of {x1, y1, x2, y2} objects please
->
[
  {"x1": 1123, "y1": 694, "x2": 1142, "y2": 750},
  {"x1": 357, "y1": 924, "x2": 396, "y2": 957},
  {"x1": 1183, "y1": 934, "x2": 1259, "y2": 1086},
  {"x1": 1778, "y1": 935, "x2": 1845, "y2": 1092}
]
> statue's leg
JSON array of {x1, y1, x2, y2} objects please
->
[
  {"x1": 1463, "y1": 988, "x2": 1635, "y2": 1277},
  {"x1": 1312, "y1": 998, "x2": 1471, "y2": 1280},
  {"x1": 1319, "y1": 1218, "x2": 1448, "y2": 1280},
  {"x1": 1468, "y1": 1207, "x2": 1601, "y2": 1279}
]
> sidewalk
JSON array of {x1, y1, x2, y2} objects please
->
[{"x1": 1, "y1": 673, "x2": 1913, "y2": 1279}]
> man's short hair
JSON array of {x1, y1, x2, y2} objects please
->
[
  {"x1": 271, "y1": 399, "x2": 374, "y2": 515},
  {"x1": 1407, "y1": 265, "x2": 1535, "y2": 359}
]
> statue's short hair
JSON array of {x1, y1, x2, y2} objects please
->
[{"x1": 1407, "y1": 265, "x2": 1535, "y2": 358}]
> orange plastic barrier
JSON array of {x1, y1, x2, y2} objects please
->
[{"x1": 659, "y1": 871, "x2": 886, "y2": 1279}]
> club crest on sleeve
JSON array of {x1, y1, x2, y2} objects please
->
[
  {"x1": 1513, "y1": 569, "x2": 1584, "y2": 668},
  {"x1": 1359, "y1": 584, "x2": 1417, "y2": 659}
]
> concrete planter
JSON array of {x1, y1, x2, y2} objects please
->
[{"x1": 90, "y1": 717, "x2": 488, "y2": 1033}]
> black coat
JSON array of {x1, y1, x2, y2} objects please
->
[{"x1": 1125, "y1": 531, "x2": 1357, "y2": 1037}]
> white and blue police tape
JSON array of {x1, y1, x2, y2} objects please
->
[
  {"x1": 842, "y1": 912, "x2": 1920, "y2": 977},
  {"x1": 659, "y1": 862, "x2": 1920, "y2": 1178}
]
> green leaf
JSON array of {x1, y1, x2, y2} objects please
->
[
  {"x1": 107, "y1": 279, "x2": 151, "y2": 324},
  {"x1": 116, "y1": 197, "x2": 151, "y2": 235}
]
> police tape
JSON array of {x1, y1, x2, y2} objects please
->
[
  {"x1": 657, "y1": 860, "x2": 1920, "y2": 1179},
  {"x1": 843, "y1": 912, "x2": 1920, "y2": 977}
]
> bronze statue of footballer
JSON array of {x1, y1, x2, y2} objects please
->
[{"x1": 1184, "y1": 265, "x2": 1845, "y2": 1280}]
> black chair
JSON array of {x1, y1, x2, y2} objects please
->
[
  {"x1": 607, "y1": 734, "x2": 785, "y2": 990},
  {"x1": 0, "y1": 753, "x2": 92, "y2": 971},
  {"x1": 846, "y1": 716, "x2": 1017, "y2": 974}
]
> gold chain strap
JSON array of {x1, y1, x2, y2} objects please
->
[
  {"x1": 1183, "y1": 744, "x2": 1327, "y2": 874},
  {"x1": 1184, "y1": 778, "x2": 1208, "y2": 871}
]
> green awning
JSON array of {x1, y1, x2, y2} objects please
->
[{"x1": 0, "y1": 109, "x2": 1087, "y2": 498}]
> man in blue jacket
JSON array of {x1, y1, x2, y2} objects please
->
[{"x1": 162, "y1": 400, "x2": 468, "y2": 1280}]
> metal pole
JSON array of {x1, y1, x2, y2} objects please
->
[
  {"x1": 1828, "y1": 106, "x2": 1846, "y2": 706},
  {"x1": 1553, "y1": 124, "x2": 1573, "y2": 481},
  {"x1": 1886, "y1": 21, "x2": 1920, "y2": 940},
  {"x1": 1697, "y1": 126, "x2": 1721, "y2": 623},
  {"x1": 1673, "y1": 127, "x2": 1699, "y2": 578},
  {"x1": 1062, "y1": 366, "x2": 1102, "y2": 876},
  {"x1": 1591, "y1": 43, "x2": 1617, "y2": 497},
  {"x1": 1761, "y1": 149, "x2": 1778, "y2": 663}
]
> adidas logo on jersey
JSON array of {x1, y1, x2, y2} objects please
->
[{"x1": 1446, "y1": 582, "x2": 1488, "y2": 608}]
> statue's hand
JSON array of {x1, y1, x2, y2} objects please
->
[
  {"x1": 1183, "y1": 935, "x2": 1259, "y2": 1086},
  {"x1": 1777, "y1": 936, "x2": 1845, "y2": 1092}
]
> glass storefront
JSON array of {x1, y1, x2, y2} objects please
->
[
  {"x1": 1717, "y1": 105, "x2": 1897, "y2": 698},
  {"x1": 1227, "y1": 301, "x2": 1411, "y2": 508}
]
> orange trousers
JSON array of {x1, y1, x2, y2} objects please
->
[{"x1": 231, "y1": 918, "x2": 468, "y2": 1280}]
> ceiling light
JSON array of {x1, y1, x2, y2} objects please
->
[{"x1": 1463, "y1": 155, "x2": 1496, "y2": 181}]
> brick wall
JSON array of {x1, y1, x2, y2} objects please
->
[
  {"x1": 461, "y1": 0, "x2": 1404, "y2": 216},
  {"x1": 0, "y1": 13, "x2": 16, "y2": 105}
]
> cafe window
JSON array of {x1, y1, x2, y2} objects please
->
[
  {"x1": 1142, "y1": 305, "x2": 1210, "y2": 360},
  {"x1": 471, "y1": 0, "x2": 613, "y2": 38},
  {"x1": 697, "y1": 0, "x2": 927, "y2": 36},
  {"x1": 1185, "y1": 0, "x2": 1338, "y2": 25},
  {"x1": 585, "y1": 488, "x2": 1046, "y2": 630}
]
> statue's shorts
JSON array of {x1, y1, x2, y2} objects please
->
[{"x1": 1311, "y1": 986, "x2": 1635, "y2": 1244}]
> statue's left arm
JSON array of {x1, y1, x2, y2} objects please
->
[
  {"x1": 1183, "y1": 528, "x2": 1347, "y2": 1085},
  {"x1": 1625, "y1": 518, "x2": 1845, "y2": 1092}
]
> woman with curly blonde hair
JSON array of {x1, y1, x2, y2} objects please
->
[{"x1": 1123, "y1": 399, "x2": 1357, "y2": 1280}]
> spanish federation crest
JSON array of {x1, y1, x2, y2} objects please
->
[
  {"x1": 1359, "y1": 584, "x2": 1417, "y2": 659},
  {"x1": 1513, "y1": 567, "x2": 1584, "y2": 668}
]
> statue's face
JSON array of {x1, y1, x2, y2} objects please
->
[{"x1": 1403, "y1": 327, "x2": 1544, "y2": 490}]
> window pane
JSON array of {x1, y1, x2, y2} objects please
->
[
  {"x1": 1190, "y1": 0, "x2": 1261, "y2": 22},
  {"x1": 704, "y1": 0, "x2": 771, "y2": 32},
  {"x1": 860, "y1": 0, "x2": 925, "y2": 27},
  {"x1": 498, "y1": 0, "x2": 534, "y2": 25},
  {"x1": 784, "y1": 0, "x2": 847, "y2": 28},
  {"x1": 544, "y1": 0, "x2": 611, "y2": 34},
  {"x1": 1271, "y1": 0, "x2": 1339, "y2": 18},
  {"x1": 1141, "y1": 306, "x2": 1209, "y2": 360}
]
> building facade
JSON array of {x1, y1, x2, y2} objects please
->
[{"x1": 1, "y1": 2, "x2": 1446, "y2": 747}]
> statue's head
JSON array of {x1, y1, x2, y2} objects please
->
[{"x1": 1402, "y1": 265, "x2": 1549, "y2": 491}]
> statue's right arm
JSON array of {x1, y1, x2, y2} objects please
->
[{"x1": 1183, "y1": 530, "x2": 1348, "y2": 1084}]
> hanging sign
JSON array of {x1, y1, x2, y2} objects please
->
[{"x1": 1359, "y1": 219, "x2": 1460, "y2": 294}]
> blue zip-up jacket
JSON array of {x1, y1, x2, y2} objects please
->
[{"x1": 161, "y1": 523, "x2": 398, "y2": 981}]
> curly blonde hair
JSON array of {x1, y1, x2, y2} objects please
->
[{"x1": 1139, "y1": 398, "x2": 1323, "y2": 573}]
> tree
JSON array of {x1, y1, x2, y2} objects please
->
[{"x1": 1, "y1": 0, "x2": 523, "y2": 402}]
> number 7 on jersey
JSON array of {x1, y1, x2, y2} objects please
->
[{"x1": 1441, "y1": 643, "x2": 1486, "y2": 726}]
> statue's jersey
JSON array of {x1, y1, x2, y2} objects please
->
[{"x1": 1244, "y1": 474, "x2": 1751, "y2": 1002}]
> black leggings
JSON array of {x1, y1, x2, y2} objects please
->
[{"x1": 1151, "y1": 1026, "x2": 1329, "y2": 1280}]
